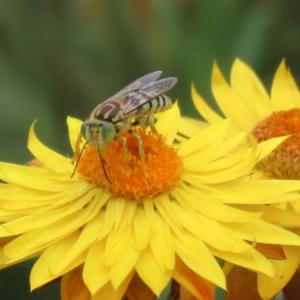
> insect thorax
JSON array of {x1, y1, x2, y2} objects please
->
[
  {"x1": 92, "y1": 100, "x2": 125, "y2": 123},
  {"x1": 91, "y1": 99, "x2": 130, "y2": 134}
]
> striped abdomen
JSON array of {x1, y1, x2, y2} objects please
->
[{"x1": 127, "y1": 94, "x2": 172, "y2": 117}]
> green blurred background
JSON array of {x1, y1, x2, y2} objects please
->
[{"x1": 0, "y1": 0, "x2": 299, "y2": 299}]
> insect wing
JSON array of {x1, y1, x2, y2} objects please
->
[
  {"x1": 103, "y1": 71, "x2": 163, "y2": 103},
  {"x1": 141, "y1": 77, "x2": 177, "y2": 95},
  {"x1": 123, "y1": 77, "x2": 177, "y2": 115}
]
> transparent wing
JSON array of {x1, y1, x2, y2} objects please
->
[
  {"x1": 123, "y1": 77, "x2": 177, "y2": 114},
  {"x1": 103, "y1": 71, "x2": 163, "y2": 103}
]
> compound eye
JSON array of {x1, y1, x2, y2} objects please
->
[{"x1": 101, "y1": 122, "x2": 116, "y2": 143}]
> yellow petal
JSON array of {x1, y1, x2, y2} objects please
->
[
  {"x1": 49, "y1": 211, "x2": 106, "y2": 274},
  {"x1": 0, "y1": 188, "x2": 99, "y2": 237},
  {"x1": 225, "y1": 220, "x2": 300, "y2": 246},
  {"x1": 155, "y1": 102, "x2": 181, "y2": 144},
  {"x1": 191, "y1": 83, "x2": 222, "y2": 124},
  {"x1": 83, "y1": 241, "x2": 109, "y2": 294},
  {"x1": 152, "y1": 194, "x2": 183, "y2": 237},
  {"x1": 0, "y1": 162, "x2": 69, "y2": 191},
  {"x1": 231, "y1": 59, "x2": 271, "y2": 120},
  {"x1": 30, "y1": 232, "x2": 82, "y2": 290},
  {"x1": 212, "y1": 62, "x2": 261, "y2": 130},
  {"x1": 258, "y1": 246, "x2": 300, "y2": 299},
  {"x1": 178, "y1": 119, "x2": 232, "y2": 157},
  {"x1": 178, "y1": 116, "x2": 208, "y2": 140},
  {"x1": 174, "y1": 257, "x2": 216, "y2": 300},
  {"x1": 183, "y1": 131, "x2": 248, "y2": 168},
  {"x1": 174, "y1": 232, "x2": 226, "y2": 289},
  {"x1": 133, "y1": 206, "x2": 151, "y2": 250},
  {"x1": 271, "y1": 60, "x2": 300, "y2": 111},
  {"x1": 183, "y1": 141, "x2": 257, "y2": 184},
  {"x1": 4, "y1": 197, "x2": 100, "y2": 261},
  {"x1": 110, "y1": 235, "x2": 139, "y2": 289},
  {"x1": 105, "y1": 201, "x2": 136, "y2": 266},
  {"x1": 135, "y1": 247, "x2": 171, "y2": 296},
  {"x1": 213, "y1": 246, "x2": 274, "y2": 276},
  {"x1": 28, "y1": 122, "x2": 71, "y2": 173},
  {"x1": 262, "y1": 206, "x2": 300, "y2": 227},
  {"x1": 170, "y1": 194, "x2": 252, "y2": 253},
  {"x1": 257, "y1": 136, "x2": 289, "y2": 161},
  {"x1": 67, "y1": 116, "x2": 83, "y2": 152},
  {"x1": 0, "y1": 184, "x2": 55, "y2": 209},
  {"x1": 206, "y1": 179, "x2": 300, "y2": 204},
  {"x1": 174, "y1": 183, "x2": 263, "y2": 223},
  {"x1": 149, "y1": 209, "x2": 175, "y2": 270}
]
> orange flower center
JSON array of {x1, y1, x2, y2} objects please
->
[
  {"x1": 252, "y1": 108, "x2": 300, "y2": 179},
  {"x1": 76, "y1": 128, "x2": 183, "y2": 199}
]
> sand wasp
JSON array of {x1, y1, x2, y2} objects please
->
[{"x1": 72, "y1": 71, "x2": 178, "y2": 181}]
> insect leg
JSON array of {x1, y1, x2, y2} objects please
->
[
  {"x1": 147, "y1": 115, "x2": 160, "y2": 136},
  {"x1": 129, "y1": 130, "x2": 145, "y2": 157},
  {"x1": 118, "y1": 136, "x2": 129, "y2": 153},
  {"x1": 134, "y1": 115, "x2": 160, "y2": 136}
]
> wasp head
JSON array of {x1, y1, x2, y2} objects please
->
[{"x1": 81, "y1": 119, "x2": 116, "y2": 146}]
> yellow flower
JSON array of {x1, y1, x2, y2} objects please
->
[
  {"x1": 192, "y1": 60, "x2": 300, "y2": 299},
  {"x1": 192, "y1": 59, "x2": 300, "y2": 180},
  {"x1": 1, "y1": 103, "x2": 300, "y2": 299}
]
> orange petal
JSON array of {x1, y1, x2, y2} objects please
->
[
  {"x1": 255, "y1": 243, "x2": 285, "y2": 260},
  {"x1": 0, "y1": 236, "x2": 14, "y2": 248},
  {"x1": 124, "y1": 273, "x2": 156, "y2": 300},
  {"x1": 61, "y1": 266, "x2": 91, "y2": 300},
  {"x1": 226, "y1": 266, "x2": 260, "y2": 300},
  {"x1": 27, "y1": 159, "x2": 43, "y2": 167},
  {"x1": 180, "y1": 285, "x2": 202, "y2": 300},
  {"x1": 173, "y1": 257, "x2": 216, "y2": 300}
]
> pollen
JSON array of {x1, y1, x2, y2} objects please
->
[
  {"x1": 76, "y1": 128, "x2": 183, "y2": 199},
  {"x1": 252, "y1": 108, "x2": 300, "y2": 179}
]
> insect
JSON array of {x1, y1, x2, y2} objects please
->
[{"x1": 72, "y1": 71, "x2": 178, "y2": 181}]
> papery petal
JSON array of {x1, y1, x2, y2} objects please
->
[
  {"x1": 0, "y1": 162, "x2": 69, "y2": 190},
  {"x1": 155, "y1": 102, "x2": 181, "y2": 144},
  {"x1": 230, "y1": 59, "x2": 271, "y2": 120},
  {"x1": 5, "y1": 197, "x2": 100, "y2": 262},
  {"x1": 212, "y1": 246, "x2": 274, "y2": 277},
  {"x1": 67, "y1": 116, "x2": 82, "y2": 152},
  {"x1": 178, "y1": 119, "x2": 232, "y2": 157},
  {"x1": 191, "y1": 83, "x2": 222, "y2": 124},
  {"x1": 174, "y1": 257, "x2": 216, "y2": 300},
  {"x1": 31, "y1": 232, "x2": 83, "y2": 290},
  {"x1": 271, "y1": 60, "x2": 300, "y2": 111},
  {"x1": 133, "y1": 206, "x2": 151, "y2": 250},
  {"x1": 28, "y1": 122, "x2": 71, "y2": 173},
  {"x1": 61, "y1": 266, "x2": 91, "y2": 300},
  {"x1": 212, "y1": 62, "x2": 259, "y2": 130},
  {"x1": 135, "y1": 247, "x2": 171, "y2": 296},
  {"x1": 149, "y1": 207, "x2": 175, "y2": 270},
  {"x1": 83, "y1": 241, "x2": 109, "y2": 294},
  {"x1": 258, "y1": 246, "x2": 300, "y2": 299},
  {"x1": 174, "y1": 232, "x2": 226, "y2": 289}
]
